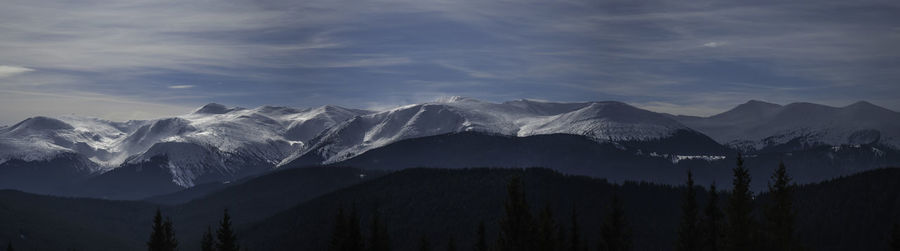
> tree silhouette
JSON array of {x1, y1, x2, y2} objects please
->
[
  {"x1": 764, "y1": 161, "x2": 798, "y2": 250},
  {"x1": 702, "y1": 183, "x2": 723, "y2": 251},
  {"x1": 497, "y1": 176, "x2": 536, "y2": 251},
  {"x1": 147, "y1": 209, "x2": 177, "y2": 251},
  {"x1": 726, "y1": 154, "x2": 756, "y2": 251},
  {"x1": 162, "y1": 217, "x2": 178, "y2": 251},
  {"x1": 676, "y1": 170, "x2": 701, "y2": 251},
  {"x1": 216, "y1": 209, "x2": 240, "y2": 251},
  {"x1": 600, "y1": 194, "x2": 632, "y2": 251},
  {"x1": 201, "y1": 226, "x2": 215, "y2": 251},
  {"x1": 474, "y1": 221, "x2": 488, "y2": 251},
  {"x1": 6, "y1": 241, "x2": 13, "y2": 251}
]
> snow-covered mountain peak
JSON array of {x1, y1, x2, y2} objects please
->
[
  {"x1": 193, "y1": 103, "x2": 244, "y2": 115},
  {"x1": 8, "y1": 116, "x2": 74, "y2": 132},
  {"x1": 677, "y1": 100, "x2": 900, "y2": 151},
  {"x1": 0, "y1": 103, "x2": 371, "y2": 186},
  {"x1": 433, "y1": 96, "x2": 481, "y2": 103},
  {"x1": 291, "y1": 99, "x2": 691, "y2": 164}
]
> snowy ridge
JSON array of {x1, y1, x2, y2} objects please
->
[
  {"x1": 288, "y1": 97, "x2": 691, "y2": 164},
  {"x1": 677, "y1": 100, "x2": 900, "y2": 151},
  {"x1": 0, "y1": 104, "x2": 371, "y2": 187},
  {"x1": 4, "y1": 98, "x2": 898, "y2": 188}
]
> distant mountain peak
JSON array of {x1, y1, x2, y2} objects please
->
[
  {"x1": 741, "y1": 99, "x2": 782, "y2": 108},
  {"x1": 193, "y1": 103, "x2": 242, "y2": 114},
  {"x1": 433, "y1": 96, "x2": 480, "y2": 103},
  {"x1": 845, "y1": 100, "x2": 889, "y2": 111}
]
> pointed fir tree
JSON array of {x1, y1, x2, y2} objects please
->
[
  {"x1": 201, "y1": 226, "x2": 215, "y2": 251},
  {"x1": 368, "y1": 209, "x2": 390, "y2": 251},
  {"x1": 330, "y1": 207, "x2": 349, "y2": 251},
  {"x1": 474, "y1": 221, "x2": 488, "y2": 251},
  {"x1": 764, "y1": 161, "x2": 798, "y2": 251},
  {"x1": 497, "y1": 176, "x2": 536, "y2": 251},
  {"x1": 162, "y1": 217, "x2": 178, "y2": 251},
  {"x1": 536, "y1": 205, "x2": 558, "y2": 251},
  {"x1": 216, "y1": 209, "x2": 240, "y2": 251},
  {"x1": 702, "y1": 183, "x2": 723, "y2": 251},
  {"x1": 418, "y1": 235, "x2": 431, "y2": 251},
  {"x1": 148, "y1": 209, "x2": 170, "y2": 251},
  {"x1": 600, "y1": 194, "x2": 632, "y2": 251},
  {"x1": 676, "y1": 170, "x2": 701, "y2": 251},
  {"x1": 892, "y1": 223, "x2": 900, "y2": 251},
  {"x1": 725, "y1": 154, "x2": 756, "y2": 251},
  {"x1": 6, "y1": 241, "x2": 13, "y2": 251}
]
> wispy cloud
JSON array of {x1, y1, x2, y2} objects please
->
[
  {"x1": 0, "y1": 0, "x2": 897, "y2": 119},
  {"x1": 0, "y1": 65, "x2": 34, "y2": 78}
]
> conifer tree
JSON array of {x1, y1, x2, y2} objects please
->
[
  {"x1": 676, "y1": 170, "x2": 701, "y2": 251},
  {"x1": 764, "y1": 161, "x2": 798, "y2": 250},
  {"x1": 216, "y1": 209, "x2": 240, "y2": 251},
  {"x1": 148, "y1": 209, "x2": 165, "y2": 251},
  {"x1": 201, "y1": 226, "x2": 215, "y2": 251},
  {"x1": 702, "y1": 183, "x2": 723, "y2": 251},
  {"x1": 162, "y1": 217, "x2": 178, "y2": 251},
  {"x1": 368, "y1": 209, "x2": 390, "y2": 251},
  {"x1": 497, "y1": 176, "x2": 536, "y2": 251},
  {"x1": 6, "y1": 241, "x2": 13, "y2": 251},
  {"x1": 330, "y1": 208, "x2": 348, "y2": 251},
  {"x1": 474, "y1": 221, "x2": 488, "y2": 251},
  {"x1": 148, "y1": 209, "x2": 177, "y2": 251},
  {"x1": 725, "y1": 154, "x2": 756, "y2": 251},
  {"x1": 536, "y1": 205, "x2": 558, "y2": 251},
  {"x1": 600, "y1": 194, "x2": 632, "y2": 251}
]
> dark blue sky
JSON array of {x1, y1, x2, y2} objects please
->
[{"x1": 1, "y1": 0, "x2": 898, "y2": 124}]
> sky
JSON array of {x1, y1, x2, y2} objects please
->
[{"x1": 1, "y1": 0, "x2": 899, "y2": 125}]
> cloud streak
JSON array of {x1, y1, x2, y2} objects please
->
[
  {"x1": 0, "y1": 0, "x2": 897, "y2": 121},
  {"x1": 0, "y1": 65, "x2": 34, "y2": 78}
]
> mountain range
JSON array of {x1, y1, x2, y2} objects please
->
[{"x1": 1, "y1": 97, "x2": 898, "y2": 199}]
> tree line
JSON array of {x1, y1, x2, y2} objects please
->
[
  {"x1": 146, "y1": 208, "x2": 241, "y2": 251},
  {"x1": 69, "y1": 153, "x2": 895, "y2": 251},
  {"x1": 325, "y1": 153, "x2": 900, "y2": 251}
]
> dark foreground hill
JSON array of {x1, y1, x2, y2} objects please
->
[
  {"x1": 1, "y1": 167, "x2": 899, "y2": 250},
  {"x1": 0, "y1": 166, "x2": 381, "y2": 250},
  {"x1": 242, "y1": 167, "x2": 900, "y2": 250}
]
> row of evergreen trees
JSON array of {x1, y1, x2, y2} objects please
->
[
  {"x1": 122, "y1": 154, "x2": 897, "y2": 251},
  {"x1": 327, "y1": 175, "x2": 632, "y2": 251},
  {"x1": 147, "y1": 209, "x2": 240, "y2": 251},
  {"x1": 325, "y1": 154, "x2": 900, "y2": 251},
  {"x1": 328, "y1": 206, "x2": 390, "y2": 251},
  {"x1": 675, "y1": 154, "x2": 799, "y2": 251}
]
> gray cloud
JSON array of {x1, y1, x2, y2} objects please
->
[{"x1": 0, "y1": 0, "x2": 897, "y2": 123}]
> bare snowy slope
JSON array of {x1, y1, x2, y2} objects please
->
[
  {"x1": 287, "y1": 97, "x2": 695, "y2": 164},
  {"x1": 676, "y1": 100, "x2": 900, "y2": 151}
]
